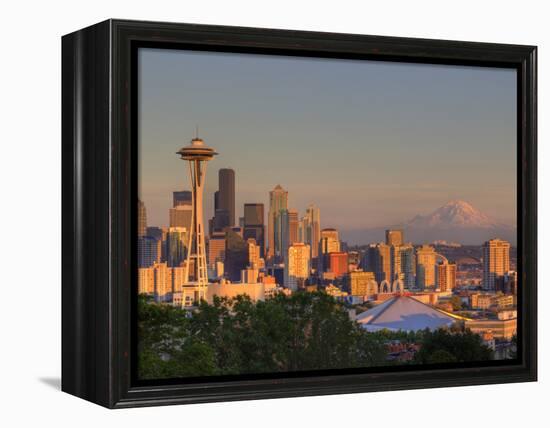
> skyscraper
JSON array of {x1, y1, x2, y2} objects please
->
[
  {"x1": 303, "y1": 204, "x2": 321, "y2": 259},
  {"x1": 416, "y1": 244, "x2": 437, "y2": 289},
  {"x1": 207, "y1": 232, "x2": 226, "y2": 271},
  {"x1": 285, "y1": 243, "x2": 310, "y2": 291},
  {"x1": 176, "y1": 134, "x2": 217, "y2": 296},
  {"x1": 137, "y1": 199, "x2": 147, "y2": 237},
  {"x1": 362, "y1": 243, "x2": 391, "y2": 284},
  {"x1": 173, "y1": 190, "x2": 192, "y2": 207},
  {"x1": 138, "y1": 236, "x2": 161, "y2": 268},
  {"x1": 319, "y1": 228, "x2": 340, "y2": 253},
  {"x1": 385, "y1": 229, "x2": 404, "y2": 246},
  {"x1": 218, "y1": 168, "x2": 235, "y2": 227},
  {"x1": 328, "y1": 252, "x2": 349, "y2": 278},
  {"x1": 224, "y1": 230, "x2": 249, "y2": 282},
  {"x1": 165, "y1": 227, "x2": 187, "y2": 268},
  {"x1": 318, "y1": 228, "x2": 341, "y2": 273},
  {"x1": 169, "y1": 204, "x2": 192, "y2": 230},
  {"x1": 436, "y1": 261, "x2": 457, "y2": 292},
  {"x1": 267, "y1": 185, "x2": 288, "y2": 260},
  {"x1": 243, "y1": 203, "x2": 265, "y2": 257},
  {"x1": 482, "y1": 239, "x2": 511, "y2": 290},
  {"x1": 399, "y1": 245, "x2": 416, "y2": 290}
]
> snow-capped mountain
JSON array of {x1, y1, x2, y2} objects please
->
[
  {"x1": 407, "y1": 200, "x2": 505, "y2": 229},
  {"x1": 341, "y1": 200, "x2": 516, "y2": 245}
]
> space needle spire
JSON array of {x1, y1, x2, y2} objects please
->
[{"x1": 176, "y1": 134, "x2": 218, "y2": 301}]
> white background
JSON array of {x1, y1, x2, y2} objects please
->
[{"x1": 0, "y1": 0, "x2": 547, "y2": 426}]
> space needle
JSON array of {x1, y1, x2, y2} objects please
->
[{"x1": 176, "y1": 133, "x2": 218, "y2": 301}]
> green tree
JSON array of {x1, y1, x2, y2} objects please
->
[{"x1": 414, "y1": 328, "x2": 493, "y2": 364}]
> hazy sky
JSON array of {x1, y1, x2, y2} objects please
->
[{"x1": 138, "y1": 48, "x2": 517, "y2": 231}]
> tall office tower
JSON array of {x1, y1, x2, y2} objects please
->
[
  {"x1": 173, "y1": 190, "x2": 192, "y2": 207},
  {"x1": 362, "y1": 243, "x2": 391, "y2": 283},
  {"x1": 318, "y1": 228, "x2": 341, "y2": 272},
  {"x1": 246, "y1": 238, "x2": 261, "y2": 269},
  {"x1": 243, "y1": 203, "x2": 265, "y2": 257},
  {"x1": 138, "y1": 236, "x2": 162, "y2": 268},
  {"x1": 218, "y1": 168, "x2": 235, "y2": 227},
  {"x1": 169, "y1": 204, "x2": 192, "y2": 230},
  {"x1": 165, "y1": 227, "x2": 187, "y2": 268},
  {"x1": 385, "y1": 229, "x2": 404, "y2": 246},
  {"x1": 176, "y1": 135, "x2": 217, "y2": 295},
  {"x1": 212, "y1": 209, "x2": 231, "y2": 232},
  {"x1": 207, "y1": 232, "x2": 226, "y2": 271},
  {"x1": 328, "y1": 252, "x2": 349, "y2": 278},
  {"x1": 399, "y1": 245, "x2": 416, "y2": 289},
  {"x1": 287, "y1": 209, "x2": 299, "y2": 245},
  {"x1": 302, "y1": 204, "x2": 321, "y2": 259},
  {"x1": 137, "y1": 199, "x2": 147, "y2": 237},
  {"x1": 267, "y1": 185, "x2": 288, "y2": 260},
  {"x1": 346, "y1": 271, "x2": 377, "y2": 296},
  {"x1": 281, "y1": 209, "x2": 300, "y2": 261},
  {"x1": 390, "y1": 245, "x2": 403, "y2": 281},
  {"x1": 320, "y1": 228, "x2": 340, "y2": 253},
  {"x1": 285, "y1": 243, "x2": 311, "y2": 291},
  {"x1": 482, "y1": 239, "x2": 511, "y2": 290},
  {"x1": 224, "y1": 230, "x2": 249, "y2": 282},
  {"x1": 436, "y1": 261, "x2": 457, "y2": 292},
  {"x1": 416, "y1": 244, "x2": 437, "y2": 289}
]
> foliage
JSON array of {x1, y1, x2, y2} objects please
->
[
  {"x1": 138, "y1": 292, "x2": 495, "y2": 380},
  {"x1": 413, "y1": 328, "x2": 493, "y2": 364},
  {"x1": 138, "y1": 292, "x2": 387, "y2": 379}
]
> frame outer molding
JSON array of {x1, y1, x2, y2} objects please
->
[{"x1": 62, "y1": 19, "x2": 537, "y2": 409}]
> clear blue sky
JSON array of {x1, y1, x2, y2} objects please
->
[{"x1": 138, "y1": 48, "x2": 517, "y2": 231}]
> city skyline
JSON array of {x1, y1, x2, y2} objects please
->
[{"x1": 138, "y1": 48, "x2": 517, "y2": 235}]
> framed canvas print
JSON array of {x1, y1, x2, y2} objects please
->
[{"x1": 61, "y1": 19, "x2": 537, "y2": 408}]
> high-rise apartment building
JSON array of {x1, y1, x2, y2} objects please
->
[
  {"x1": 285, "y1": 242, "x2": 310, "y2": 291},
  {"x1": 385, "y1": 229, "x2": 404, "y2": 246},
  {"x1": 399, "y1": 245, "x2": 416, "y2": 290},
  {"x1": 482, "y1": 239, "x2": 511, "y2": 290},
  {"x1": 218, "y1": 168, "x2": 235, "y2": 227},
  {"x1": 416, "y1": 244, "x2": 437, "y2": 289},
  {"x1": 267, "y1": 185, "x2": 288, "y2": 260},
  {"x1": 436, "y1": 261, "x2": 457, "y2": 292}
]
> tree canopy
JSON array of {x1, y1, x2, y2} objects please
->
[{"x1": 138, "y1": 292, "x2": 496, "y2": 380}]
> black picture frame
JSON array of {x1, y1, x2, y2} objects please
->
[{"x1": 62, "y1": 19, "x2": 537, "y2": 408}]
